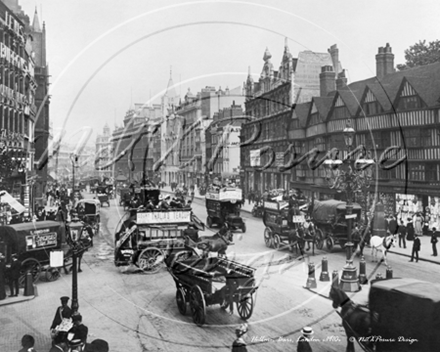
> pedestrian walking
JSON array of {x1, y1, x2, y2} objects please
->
[
  {"x1": 49, "y1": 333, "x2": 67, "y2": 352},
  {"x1": 50, "y1": 296, "x2": 73, "y2": 330},
  {"x1": 398, "y1": 220, "x2": 406, "y2": 249},
  {"x1": 231, "y1": 323, "x2": 248, "y2": 352},
  {"x1": 18, "y1": 334, "x2": 36, "y2": 352},
  {"x1": 6, "y1": 253, "x2": 21, "y2": 297},
  {"x1": 67, "y1": 314, "x2": 89, "y2": 347},
  {"x1": 406, "y1": 219, "x2": 415, "y2": 242},
  {"x1": 297, "y1": 326, "x2": 314, "y2": 352},
  {"x1": 409, "y1": 234, "x2": 421, "y2": 263},
  {"x1": 431, "y1": 227, "x2": 438, "y2": 257}
]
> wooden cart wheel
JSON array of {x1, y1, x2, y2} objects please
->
[
  {"x1": 273, "y1": 234, "x2": 281, "y2": 251},
  {"x1": 315, "y1": 228, "x2": 325, "y2": 250},
  {"x1": 207, "y1": 216, "x2": 213, "y2": 229},
  {"x1": 237, "y1": 294, "x2": 254, "y2": 320},
  {"x1": 137, "y1": 247, "x2": 164, "y2": 273},
  {"x1": 19, "y1": 258, "x2": 42, "y2": 287},
  {"x1": 326, "y1": 236, "x2": 335, "y2": 251},
  {"x1": 176, "y1": 288, "x2": 187, "y2": 315},
  {"x1": 264, "y1": 228, "x2": 272, "y2": 248},
  {"x1": 45, "y1": 267, "x2": 61, "y2": 282},
  {"x1": 189, "y1": 285, "x2": 206, "y2": 326}
]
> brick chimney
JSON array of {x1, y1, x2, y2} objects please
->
[
  {"x1": 376, "y1": 43, "x2": 395, "y2": 79},
  {"x1": 336, "y1": 70, "x2": 347, "y2": 90},
  {"x1": 319, "y1": 65, "x2": 335, "y2": 97},
  {"x1": 328, "y1": 44, "x2": 340, "y2": 73}
]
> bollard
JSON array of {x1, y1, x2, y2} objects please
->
[
  {"x1": 319, "y1": 257, "x2": 330, "y2": 281},
  {"x1": 332, "y1": 270, "x2": 339, "y2": 288},
  {"x1": 358, "y1": 256, "x2": 368, "y2": 285},
  {"x1": 306, "y1": 262, "x2": 317, "y2": 289},
  {"x1": 24, "y1": 272, "x2": 35, "y2": 296},
  {"x1": 375, "y1": 273, "x2": 383, "y2": 281},
  {"x1": 386, "y1": 266, "x2": 393, "y2": 279}
]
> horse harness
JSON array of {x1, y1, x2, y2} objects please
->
[{"x1": 382, "y1": 236, "x2": 394, "y2": 252}]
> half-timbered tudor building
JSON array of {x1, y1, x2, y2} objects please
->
[
  {"x1": 287, "y1": 43, "x2": 440, "y2": 223},
  {"x1": 240, "y1": 41, "x2": 343, "y2": 195}
]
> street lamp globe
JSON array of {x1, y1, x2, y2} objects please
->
[{"x1": 343, "y1": 120, "x2": 355, "y2": 148}]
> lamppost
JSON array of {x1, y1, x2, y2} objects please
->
[{"x1": 324, "y1": 120, "x2": 374, "y2": 292}]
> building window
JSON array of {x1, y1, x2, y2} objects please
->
[
  {"x1": 398, "y1": 96, "x2": 423, "y2": 110},
  {"x1": 362, "y1": 101, "x2": 383, "y2": 116},
  {"x1": 403, "y1": 129, "x2": 420, "y2": 148},
  {"x1": 333, "y1": 106, "x2": 350, "y2": 119},
  {"x1": 409, "y1": 163, "x2": 425, "y2": 181},
  {"x1": 426, "y1": 163, "x2": 439, "y2": 182}
]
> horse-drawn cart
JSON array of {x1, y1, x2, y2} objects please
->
[
  {"x1": 0, "y1": 221, "x2": 66, "y2": 284},
  {"x1": 331, "y1": 278, "x2": 440, "y2": 352},
  {"x1": 311, "y1": 200, "x2": 362, "y2": 251},
  {"x1": 263, "y1": 199, "x2": 324, "y2": 253},
  {"x1": 166, "y1": 255, "x2": 258, "y2": 326},
  {"x1": 96, "y1": 186, "x2": 110, "y2": 207},
  {"x1": 205, "y1": 186, "x2": 246, "y2": 232}
]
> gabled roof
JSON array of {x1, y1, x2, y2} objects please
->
[{"x1": 292, "y1": 102, "x2": 311, "y2": 128}]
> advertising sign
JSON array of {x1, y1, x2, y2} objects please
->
[
  {"x1": 25, "y1": 228, "x2": 58, "y2": 251},
  {"x1": 137, "y1": 210, "x2": 191, "y2": 224},
  {"x1": 250, "y1": 149, "x2": 260, "y2": 167}
]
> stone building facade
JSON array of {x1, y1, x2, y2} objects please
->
[{"x1": 240, "y1": 41, "x2": 343, "y2": 194}]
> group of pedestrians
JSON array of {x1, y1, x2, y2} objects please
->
[{"x1": 386, "y1": 214, "x2": 438, "y2": 263}]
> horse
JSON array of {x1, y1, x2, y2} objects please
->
[
  {"x1": 370, "y1": 233, "x2": 396, "y2": 265},
  {"x1": 196, "y1": 225, "x2": 233, "y2": 258},
  {"x1": 329, "y1": 285, "x2": 373, "y2": 352}
]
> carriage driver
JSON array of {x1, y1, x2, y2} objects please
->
[{"x1": 183, "y1": 223, "x2": 199, "y2": 242}]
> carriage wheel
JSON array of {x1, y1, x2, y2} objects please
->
[
  {"x1": 264, "y1": 228, "x2": 272, "y2": 248},
  {"x1": 326, "y1": 236, "x2": 335, "y2": 251},
  {"x1": 207, "y1": 216, "x2": 213, "y2": 229},
  {"x1": 273, "y1": 234, "x2": 282, "y2": 251},
  {"x1": 19, "y1": 258, "x2": 42, "y2": 287},
  {"x1": 176, "y1": 288, "x2": 187, "y2": 315},
  {"x1": 237, "y1": 294, "x2": 254, "y2": 320},
  {"x1": 137, "y1": 248, "x2": 164, "y2": 273},
  {"x1": 45, "y1": 267, "x2": 61, "y2": 282},
  {"x1": 241, "y1": 223, "x2": 246, "y2": 233},
  {"x1": 315, "y1": 228, "x2": 325, "y2": 250},
  {"x1": 189, "y1": 285, "x2": 206, "y2": 326}
]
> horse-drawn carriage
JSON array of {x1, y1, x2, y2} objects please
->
[
  {"x1": 262, "y1": 198, "x2": 324, "y2": 253},
  {"x1": 166, "y1": 255, "x2": 258, "y2": 326},
  {"x1": 114, "y1": 185, "x2": 203, "y2": 273},
  {"x1": 205, "y1": 187, "x2": 246, "y2": 232},
  {"x1": 76, "y1": 199, "x2": 101, "y2": 242},
  {"x1": 331, "y1": 278, "x2": 440, "y2": 352},
  {"x1": 0, "y1": 221, "x2": 66, "y2": 284},
  {"x1": 118, "y1": 187, "x2": 132, "y2": 208},
  {"x1": 311, "y1": 199, "x2": 362, "y2": 251},
  {"x1": 96, "y1": 185, "x2": 110, "y2": 207}
]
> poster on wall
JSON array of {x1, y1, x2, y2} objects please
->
[
  {"x1": 427, "y1": 196, "x2": 440, "y2": 230},
  {"x1": 250, "y1": 150, "x2": 260, "y2": 167},
  {"x1": 395, "y1": 193, "x2": 423, "y2": 224}
]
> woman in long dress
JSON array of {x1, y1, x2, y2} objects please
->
[{"x1": 414, "y1": 212, "x2": 424, "y2": 236}]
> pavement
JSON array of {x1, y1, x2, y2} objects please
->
[{"x1": 161, "y1": 186, "x2": 440, "y2": 265}]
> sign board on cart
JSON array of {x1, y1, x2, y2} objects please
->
[
  {"x1": 136, "y1": 210, "x2": 191, "y2": 224},
  {"x1": 345, "y1": 214, "x2": 357, "y2": 219},
  {"x1": 292, "y1": 215, "x2": 305, "y2": 223},
  {"x1": 205, "y1": 188, "x2": 242, "y2": 202}
]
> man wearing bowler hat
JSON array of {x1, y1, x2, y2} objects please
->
[
  {"x1": 297, "y1": 326, "x2": 313, "y2": 352},
  {"x1": 50, "y1": 296, "x2": 73, "y2": 330}
]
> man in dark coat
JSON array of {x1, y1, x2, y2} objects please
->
[
  {"x1": 50, "y1": 296, "x2": 73, "y2": 330},
  {"x1": 6, "y1": 253, "x2": 21, "y2": 297},
  {"x1": 409, "y1": 234, "x2": 421, "y2": 263},
  {"x1": 388, "y1": 215, "x2": 398, "y2": 236},
  {"x1": 0, "y1": 252, "x2": 6, "y2": 300},
  {"x1": 398, "y1": 220, "x2": 407, "y2": 248},
  {"x1": 231, "y1": 324, "x2": 248, "y2": 352},
  {"x1": 431, "y1": 227, "x2": 438, "y2": 257}
]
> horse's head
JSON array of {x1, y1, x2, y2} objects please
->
[{"x1": 329, "y1": 286, "x2": 350, "y2": 309}]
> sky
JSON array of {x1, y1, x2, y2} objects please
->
[{"x1": 14, "y1": 0, "x2": 440, "y2": 146}]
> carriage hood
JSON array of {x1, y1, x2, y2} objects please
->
[{"x1": 312, "y1": 200, "x2": 362, "y2": 222}]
